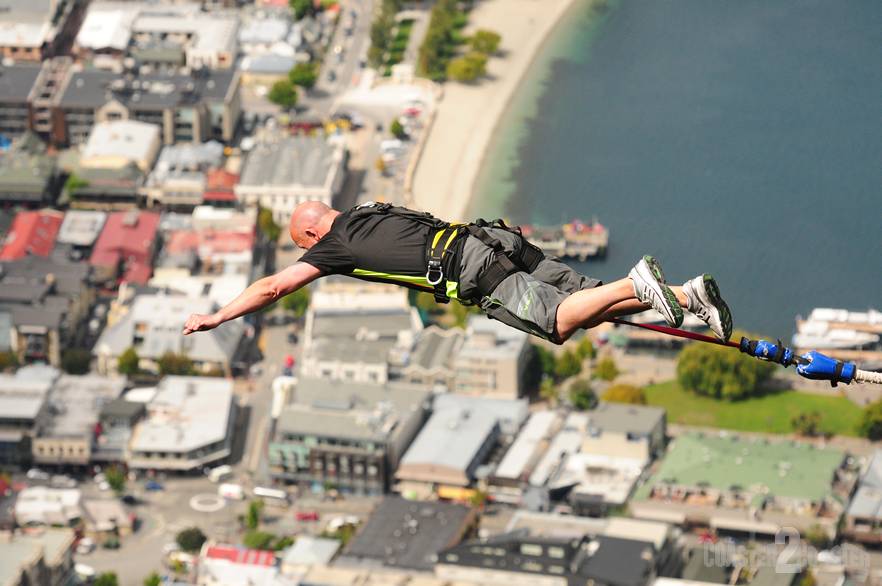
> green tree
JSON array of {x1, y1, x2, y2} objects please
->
[
  {"x1": 390, "y1": 119, "x2": 407, "y2": 140},
  {"x1": 158, "y1": 351, "x2": 194, "y2": 376},
  {"x1": 860, "y1": 399, "x2": 882, "y2": 440},
  {"x1": 446, "y1": 52, "x2": 486, "y2": 82},
  {"x1": 0, "y1": 350, "x2": 18, "y2": 372},
  {"x1": 676, "y1": 333, "x2": 774, "y2": 400},
  {"x1": 791, "y1": 411, "x2": 823, "y2": 437},
  {"x1": 258, "y1": 207, "x2": 281, "y2": 243},
  {"x1": 288, "y1": 62, "x2": 318, "y2": 89},
  {"x1": 593, "y1": 356, "x2": 620, "y2": 382},
  {"x1": 62, "y1": 348, "x2": 91, "y2": 374},
  {"x1": 176, "y1": 527, "x2": 207, "y2": 552},
  {"x1": 94, "y1": 574, "x2": 119, "y2": 586},
  {"x1": 246, "y1": 500, "x2": 264, "y2": 531},
  {"x1": 470, "y1": 29, "x2": 501, "y2": 54},
  {"x1": 539, "y1": 378, "x2": 559, "y2": 406},
  {"x1": 569, "y1": 379, "x2": 597, "y2": 410},
  {"x1": 534, "y1": 346, "x2": 556, "y2": 378},
  {"x1": 268, "y1": 80, "x2": 299, "y2": 110},
  {"x1": 290, "y1": 0, "x2": 314, "y2": 20},
  {"x1": 576, "y1": 336, "x2": 596, "y2": 361},
  {"x1": 118, "y1": 347, "x2": 140, "y2": 376},
  {"x1": 554, "y1": 349, "x2": 582, "y2": 380},
  {"x1": 602, "y1": 384, "x2": 646, "y2": 405},
  {"x1": 804, "y1": 524, "x2": 828, "y2": 549},
  {"x1": 143, "y1": 572, "x2": 161, "y2": 586},
  {"x1": 798, "y1": 573, "x2": 817, "y2": 586},
  {"x1": 243, "y1": 530, "x2": 277, "y2": 550},
  {"x1": 274, "y1": 536, "x2": 295, "y2": 550},
  {"x1": 105, "y1": 465, "x2": 126, "y2": 494},
  {"x1": 64, "y1": 173, "x2": 89, "y2": 193},
  {"x1": 281, "y1": 287, "x2": 311, "y2": 318},
  {"x1": 469, "y1": 489, "x2": 488, "y2": 508}
]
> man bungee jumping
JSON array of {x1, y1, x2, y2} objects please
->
[{"x1": 183, "y1": 201, "x2": 733, "y2": 344}]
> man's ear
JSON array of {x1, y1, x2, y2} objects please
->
[{"x1": 305, "y1": 228, "x2": 318, "y2": 241}]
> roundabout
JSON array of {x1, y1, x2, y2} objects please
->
[{"x1": 189, "y1": 494, "x2": 226, "y2": 513}]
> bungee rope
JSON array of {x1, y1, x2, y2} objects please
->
[{"x1": 610, "y1": 318, "x2": 882, "y2": 387}]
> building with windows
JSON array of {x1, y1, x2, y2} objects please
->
[
  {"x1": 94, "y1": 291, "x2": 246, "y2": 377},
  {"x1": 395, "y1": 393, "x2": 528, "y2": 499},
  {"x1": 269, "y1": 378, "x2": 430, "y2": 495},
  {"x1": 436, "y1": 533, "x2": 657, "y2": 586},
  {"x1": 453, "y1": 315, "x2": 531, "y2": 399},
  {"x1": 339, "y1": 496, "x2": 476, "y2": 572},
  {"x1": 234, "y1": 132, "x2": 347, "y2": 226},
  {"x1": 843, "y1": 450, "x2": 882, "y2": 544},
  {"x1": 141, "y1": 141, "x2": 225, "y2": 208},
  {"x1": 0, "y1": 133, "x2": 60, "y2": 207},
  {"x1": 128, "y1": 376, "x2": 237, "y2": 471},
  {"x1": 0, "y1": 64, "x2": 42, "y2": 141},
  {"x1": 0, "y1": 368, "x2": 55, "y2": 467},
  {"x1": 0, "y1": 0, "x2": 84, "y2": 62},
  {"x1": 53, "y1": 67, "x2": 241, "y2": 147},
  {"x1": 31, "y1": 375, "x2": 126, "y2": 468},
  {"x1": 631, "y1": 433, "x2": 852, "y2": 538},
  {"x1": 0, "y1": 528, "x2": 76, "y2": 586}
]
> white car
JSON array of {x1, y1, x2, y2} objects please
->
[
  {"x1": 26, "y1": 468, "x2": 50, "y2": 481},
  {"x1": 76, "y1": 538, "x2": 96, "y2": 555}
]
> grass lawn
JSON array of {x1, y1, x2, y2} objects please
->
[{"x1": 644, "y1": 381, "x2": 862, "y2": 437}]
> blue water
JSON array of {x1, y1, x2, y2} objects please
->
[{"x1": 471, "y1": 0, "x2": 881, "y2": 338}]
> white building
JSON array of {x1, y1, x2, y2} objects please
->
[
  {"x1": 128, "y1": 376, "x2": 236, "y2": 471},
  {"x1": 453, "y1": 316, "x2": 531, "y2": 399},
  {"x1": 81, "y1": 120, "x2": 162, "y2": 174},
  {"x1": 234, "y1": 132, "x2": 347, "y2": 226},
  {"x1": 14, "y1": 486, "x2": 82, "y2": 526}
]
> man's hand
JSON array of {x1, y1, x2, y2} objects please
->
[{"x1": 183, "y1": 313, "x2": 221, "y2": 335}]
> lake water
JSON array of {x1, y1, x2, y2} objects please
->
[{"x1": 470, "y1": 0, "x2": 881, "y2": 338}]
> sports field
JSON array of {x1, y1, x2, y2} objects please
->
[{"x1": 644, "y1": 381, "x2": 862, "y2": 437}]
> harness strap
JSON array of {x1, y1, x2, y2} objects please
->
[{"x1": 466, "y1": 223, "x2": 544, "y2": 300}]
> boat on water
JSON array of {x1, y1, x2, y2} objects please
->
[
  {"x1": 800, "y1": 307, "x2": 882, "y2": 333},
  {"x1": 521, "y1": 219, "x2": 609, "y2": 261},
  {"x1": 792, "y1": 319, "x2": 881, "y2": 351}
]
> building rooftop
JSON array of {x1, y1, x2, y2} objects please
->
[
  {"x1": 635, "y1": 433, "x2": 844, "y2": 502},
  {"x1": 0, "y1": 253, "x2": 91, "y2": 299},
  {"x1": 59, "y1": 67, "x2": 237, "y2": 110},
  {"x1": 82, "y1": 120, "x2": 160, "y2": 166},
  {"x1": 0, "y1": 64, "x2": 41, "y2": 102},
  {"x1": 75, "y1": 3, "x2": 138, "y2": 51},
  {"x1": 89, "y1": 210, "x2": 159, "y2": 282},
  {"x1": 494, "y1": 410, "x2": 559, "y2": 482},
  {"x1": 238, "y1": 135, "x2": 343, "y2": 189},
  {"x1": 130, "y1": 376, "x2": 234, "y2": 453},
  {"x1": 0, "y1": 529, "x2": 75, "y2": 586},
  {"x1": 457, "y1": 315, "x2": 529, "y2": 361},
  {"x1": 42, "y1": 375, "x2": 126, "y2": 438},
  {"x1": 0, "y1": 209, "x2": 64, "y2": 261},
  {"x1": 100, "y1": 398, "x2": 145, "y2": 421},
  {"x1": 0, "y1": 373, "x2": 52, "y2": 421},
  {"x1": 588, "y1": 401, "x2": 665, "y2": 436},
  {"x1": 96, "y1": 292, "x2": 243, "y2": 363},
  {"x1": 847, "y1": 450, "x2": 882, "y2": 521},
  {"x1": 0, "y1": 148, "x2": 56, "y2": 200},
  {"x1": 56, "y1": 210, "x2": 107, "y2": 247},
  {"x1": 281, "y1": 536, "x2": 340, "y2": 567},
  {"x1": 0, "y1": 0, "x2": 62, "y2": 49},
  {"x1": 343, "y1": 497, "x2": 474, "y2": 571},
  {"x1": 82, "y1": 498, "x2": 132, "y2": 531},
  {"x1": 407, "y1": 326, "x2": 463, "y2": 372},
  {"x1": 199, "y1": 543, "x2": 278, "y2": 586},
  {"x1": 398, "y1": 394, "x2": 528, "y2": 482},
  {"x1": 506, "y1": 511, "x2": 672, "y2": 551},
  {"x1": 276, "y1": 377, "x2": 429, "y2": 443}
]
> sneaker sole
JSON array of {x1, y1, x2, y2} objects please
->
[
  {"x1": 701, "y1": 274, "x2": 732, "y2": 341},
  {"x1": 642, "y1": 255, "x2": 684, "y2": 328}
]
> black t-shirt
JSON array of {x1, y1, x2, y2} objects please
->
[{"x1": 300, "y1": 207, "x2": 445, "y2": 277}]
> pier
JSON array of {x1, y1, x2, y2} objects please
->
[{"x1": 521, "y1": 219, "x2": 609, "y2": 261}]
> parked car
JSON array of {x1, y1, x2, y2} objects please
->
[
  {"x1": 144, "y1": 480, "x2": 164, "y2": 492},
  {"x1": 218, "y1": 483, "x2": 245, "y2": 500},
  {"x1": 51, "y1": 475, "x2": 77, "y2": 488},
  {"x1": 295, "y1": 510, "x2": 320, "y2": 522},
  {"x1": 76, "y1": 538, "x2": 96, "y2": 555},
  {"x1": 26, "y1": 468, "x2": 50, "y2": 481},
  {"x1": 287, "y1": 332, "x2": 298, "y2": 344},
  {"x1": 120, "y1": 494, "x2": 138, "y2": 506}
]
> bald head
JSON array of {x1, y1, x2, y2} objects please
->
[{"x1": 289, "y1": 201, "x2": 339, "y2": 249}]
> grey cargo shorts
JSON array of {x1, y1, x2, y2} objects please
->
[{"x1": 457, "y1": 228, "x2": 602, "y2": 342}]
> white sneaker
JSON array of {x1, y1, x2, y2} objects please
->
[
  {"x1": 683, "y1": 274, "x2": 733, "y2": 341},
  {"x1": 629, "y1": 255, "x2": 683, "y2": 328}
]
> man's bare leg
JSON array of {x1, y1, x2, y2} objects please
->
[{"x1": 555, "y1": 281, "x2": 688, "y2": 342}]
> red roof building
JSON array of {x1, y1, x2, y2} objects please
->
[
  {"x1": 90, "y1": 210, "x2": 160, "y2": 285},
  {"x1": 202, "y1": 169, "x2": 239, "y2": 204},
  {"x1": 0, "y1": 209, "x2": 64, "y2": 260},
  {"x1": 204, "y1": 544, "x2": 276, "y2": 566}
]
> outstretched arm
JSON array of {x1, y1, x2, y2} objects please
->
[{"x1": 183, "y1": 262, "x2": 323, "y2": 335}]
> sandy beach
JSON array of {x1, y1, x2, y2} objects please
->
[{"x1": 411, "y1": 0, "x2": 581, "y2": 220}]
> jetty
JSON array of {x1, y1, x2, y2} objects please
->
[{"x1": 521, "y1": 219, "x2": 609, "y2": 261}]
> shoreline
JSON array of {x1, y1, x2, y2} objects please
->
[{"x1": 411, "y1": 0, "x2": 583, "y2": 221}]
